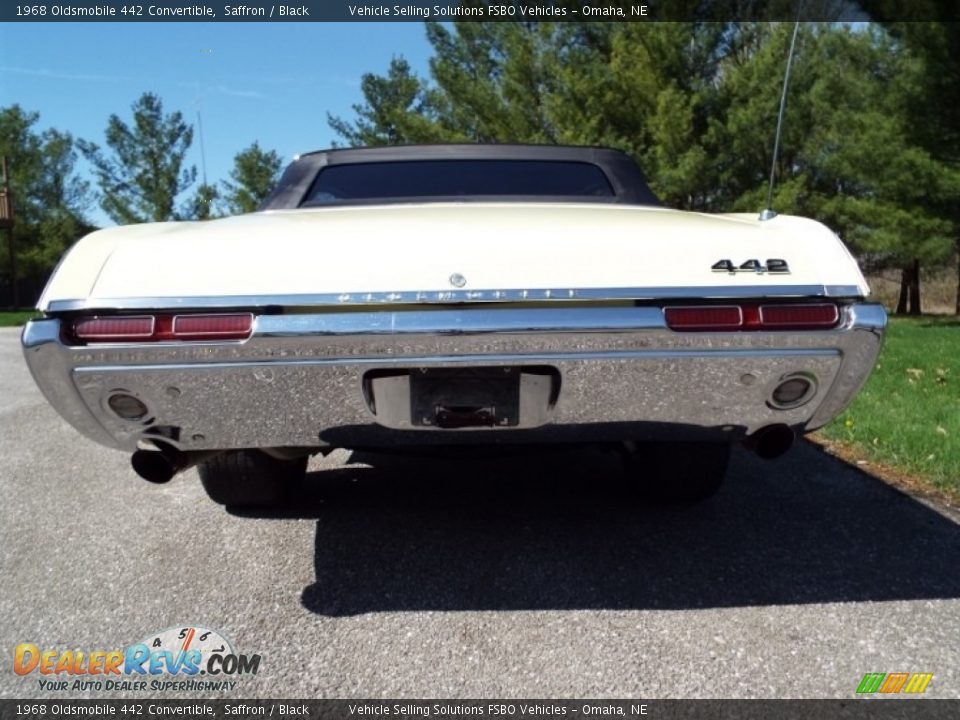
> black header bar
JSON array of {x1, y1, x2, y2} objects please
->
[{"x1": 2, "y1": 1, "x2": 959, "y2": 23}]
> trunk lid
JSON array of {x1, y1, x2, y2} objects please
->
[{"x1": 79, "y1": 203, "x2": 868, "y2": 304}]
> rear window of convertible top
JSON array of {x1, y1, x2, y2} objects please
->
[{"x1": 300, "y1": 159, "x2": 616, "y2": 205}]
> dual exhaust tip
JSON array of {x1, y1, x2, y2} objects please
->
[
  {"x1": 745, "y1": 424, "x2": 795, "y2": 460},
  {"x1": 132, "y1": 425, "x2": 796, "y2": 485},
  {"x1": 131, "y1": 447, "x2": 220, "y2": 484}
]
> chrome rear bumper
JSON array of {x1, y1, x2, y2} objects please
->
[{"x1": 22, "y1": 303, "x2": 886, "y2": 452}]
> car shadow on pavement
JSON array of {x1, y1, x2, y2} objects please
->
[{"x1": 239, "y1": 442, "x2": 960, "y2": 616}]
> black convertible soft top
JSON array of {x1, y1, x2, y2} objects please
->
[{"x1": 259, "y1": 144, "x2": 662, "y2": 210}]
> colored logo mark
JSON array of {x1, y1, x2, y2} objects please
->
[{"x1": 857, "y1": 672, "x2": 933, "y2": 695}]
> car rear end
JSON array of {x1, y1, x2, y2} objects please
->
[{"x1": 21, "y1": 146, "x2": 886, "y2": 505}]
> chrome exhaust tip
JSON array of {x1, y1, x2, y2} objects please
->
[
  {"x1": 746, "y1": 424, "x2": 795, "y2": 460},
  {"x1": 131, "y1": 447, "x2": 221, "y2": 484}
]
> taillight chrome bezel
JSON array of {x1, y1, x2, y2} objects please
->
[
  {"x1": 758, "y1": 303, "x2": 840, "y2": 329},
  {"x1": 171, "y1": 313, "x2": 256, "y2": 339},
  {"x1": 663, "y1": 305, "x2": 744, "y2": 331},
  {"x1": 66, "y1": 312, "x2": 254, "y2": 345},
  {"x1": 72, "y1": 315, "x2": 157, "y2": 342},
  {"x1": 665, "y1": 302, "x2": 841, "y2": 332}
]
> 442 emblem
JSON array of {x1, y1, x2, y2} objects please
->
[{"x1": 712, "y1": 258, "x2": 790, "y2": 274}]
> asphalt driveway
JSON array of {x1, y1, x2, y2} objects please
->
[{"x1": 1, "y1": 327, "x2": 958, "y2": 699}]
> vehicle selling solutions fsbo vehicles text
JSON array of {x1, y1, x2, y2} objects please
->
[{"x1": 347, "y1": 5, "x2": 648, "y2": 18}]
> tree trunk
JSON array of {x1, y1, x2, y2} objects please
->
[
  {"x1": 909, "y1": 259, "x2": 922, "y2": 315},
  {"x1": 897, "y1": 266, "x2": 910, "y2": 315}
]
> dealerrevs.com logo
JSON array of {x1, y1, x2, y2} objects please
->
[{"x1": 13, "y1": 626, "x2": 261, "y2": 693}]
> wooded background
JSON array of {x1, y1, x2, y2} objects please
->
[{"x1": 2, "y1": 15, "x2": 958, "y2": 313}]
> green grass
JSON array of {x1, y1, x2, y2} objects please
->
[
  {"x1": 0, "y1": 310, "x2": 38, "y2": 327},
  {"x1": 820, "y1": 316, "x2": 960, "y2": 498}
]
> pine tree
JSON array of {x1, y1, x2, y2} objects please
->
[
  {"x1": 79, "y1": 92, "x2": 196, "y2": 224},
  {"x1": 221, "y1": 142, "x2": 283, "y2": 215}
]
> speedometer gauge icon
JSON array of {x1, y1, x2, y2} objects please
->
[{"x1": 138, "y1": 625, "x2": 234, "y2": 666}]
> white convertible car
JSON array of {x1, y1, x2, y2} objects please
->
[{"x1": 22, "y1": 145, "x2": 885, "y2": 505}]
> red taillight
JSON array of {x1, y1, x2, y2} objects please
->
[
  {"x1": 666, "y1": 303, "x2": 839, "y2": 332},
  {"x1": 759, "y1": 303, "x2": 839, "y2": 329},
  {"x1": 69, "y1": 313, "x2": 253, "y2": 344},
  {"x1": 72, "y1": 316, "x2": 155, "y2": 341},
  {"x1": 664, "y1": 306, "x2": 743, "y2": 330},
  {"x1": 172, "y1": 313, "x2": 253, "y2": 340}
]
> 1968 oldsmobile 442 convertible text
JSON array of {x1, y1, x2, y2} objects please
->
[{"x1": 22, "y1": 144, "x2": 886, "y2": 506}]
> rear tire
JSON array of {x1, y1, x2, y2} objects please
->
[
  {"x1": 198, "y1": 450, "x2": 307, "y2": 506},
  {"x1": 623, "y1": 441, "x2": 730, "y2": 503}
]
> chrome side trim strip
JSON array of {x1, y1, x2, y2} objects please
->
[
  {"x1": 44, "y1": 284, "x2": 866, "y2": 312},
  {"x1": 255, "y1": 307, "x2": 666, "y2": 337},
  {"x1": 76, "y1": 347, "x2": 843, "y2": 376}
]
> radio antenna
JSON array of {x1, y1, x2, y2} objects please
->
[
  {"x1": 194, "y1": 82, "x2": 208, "y2": 186},
  {"x1": 197, "y1": 108, "x2": 208, "y2": 186},
  {"x1": 760, "y1": 20, "x2": 801, "y2": 221}
]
